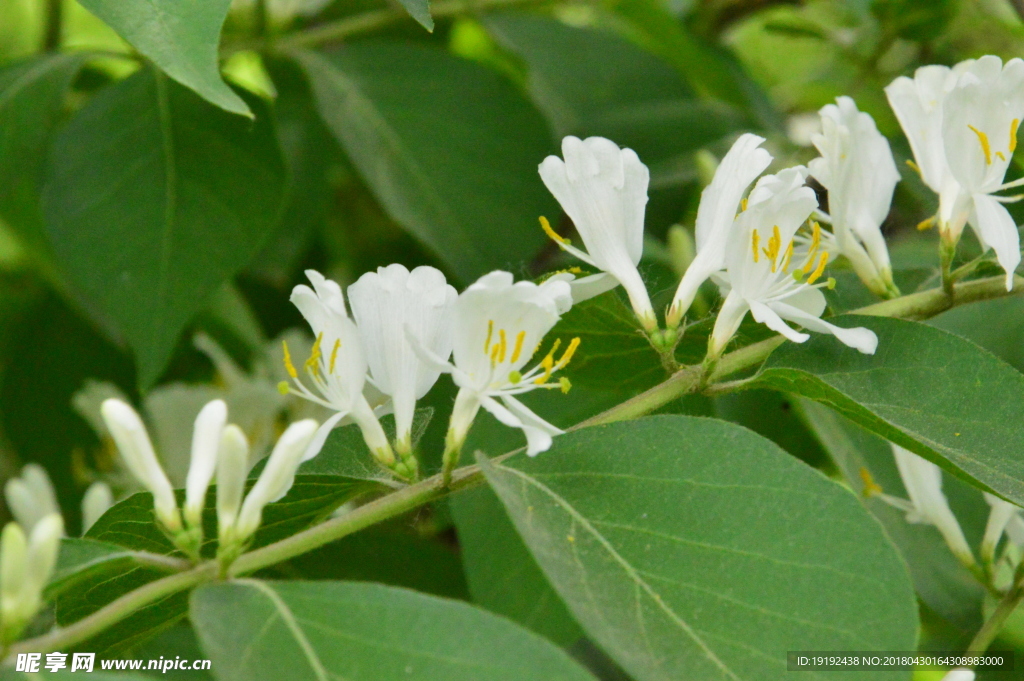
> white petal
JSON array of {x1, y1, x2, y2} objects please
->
[
  {"x1": 546, "y1": 271, "x2": 620, "y2": 304},
  {"x1": 184, "y1": 399, "x2": 227, "y2": 526},
  {"x1": 708, "y1": 290, "x2": 750, "y2": 357},
  {"x1": 749, "y1": 300, "x2": 810, "y2": 344},
  {"x1": 970, "y1": 193, "x2": 1020, "y2": 290},
  {"x1": 215, "y1": 425, "x2": 250, "y2": 537},
  {"x1": 481, "y1": 394, "x2": 563, "y2": 456},
  {"x1": 81, "y1": 482, "x2": 113, "y2": 532},
  {"x1": 770, "y1": 301, "x2": 878, "y2": 354}
]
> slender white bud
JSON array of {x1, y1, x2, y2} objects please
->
[
  {"x1": 27, "y1": 513, "x2": 63, "y2": 595},
  {"x1": 81, "y1": 482, "x2": 114, "y2": 532},
  {"x1": 0, "y1": 522, "x2": 28, "y2": 627},
  {"x1": 0, "y1": 513, "x2": 62, "y2": 642},
  {"x1": 233, "y1": 420, "x2": 318, "y2": 541},
  {"x1": 4, "y1": 464, "x2": 59, "y2": 532},
  {"x1": 100, "y1": 399, "x2": 181, "y2": 533},
  {"x1": 216, "y1": 425, "x2": 250, "y2": 540},
  {"x1": 982, "y1": 492, "x2": 1021, "y2": 564},
  {"x1": 183, "y1": 399, "x2": 228, "y2": 528}
]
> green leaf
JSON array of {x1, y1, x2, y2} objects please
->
[
  {"x1": 76, "y1": 0, "x2": 250, "y2": 116},
  {"x1": 56, "y1": 476, "x2": 370, "y2": 653},
  {"x1": 292, "y1": 44, "x2": 555, "y2": 283},
  {"x1": 0, "y1": 53, "x2": 85, "y2": 269},
  {"x1": 480, "y1": 415, "x2": 917, "y2": 681},
  {"x1": 43, "y1": 66, "x2": 286, "y2": 388},
  {"x1": 750, "y1": 315, "x2": 1024, "y2": 506},
  {"x1": 46, "y1": 537, "x2": 143, "y2": 600},
  {"x1": 191, "y1": 580, "x2": 598, "y2": 681},
  {"x1": 399, "y1": 0, "x2": 434, "y2": 31},
  {"x1": 484, "y1": 14, "x2": 742, "y2": 173},
  {"x1": 796, "y1": 399, "x2": 985, "y2": 633}
]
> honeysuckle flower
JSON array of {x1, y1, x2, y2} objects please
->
[
  {"x1": 101, "y1": 399, "x2": 182, "y2": 535},
  {"x1": 216, "y1": 424, "x2": 250, "y2": 546},
  {"x1": 226, "y1": 419, "x2": 319, "y2": 546},
  {"x1": 887, "y1": 57, "x2": 1024, "y2": 290},
  {"x1": 876, "y1": 444, "x2": 976, "y2": 569},
  {"x1": 182, "y1": 399, "x2": 228, "y2": 530},
  {"x1": 348, "y1": 264, "x2": 457, "y2": 459},
  {"x1": 4, "y1": 464, "x2": 59, "y2": 532},
  {"x1": 284, "y1": 270, "x2": 399, "y2": 476},
  {"x1": 808, "y1": 97, "x2": 901, "y2": 298},
  {"x1": 538, "y1": 136, "x2": 656, "y2": 331},
  {"x1": 408, "y1": 271, "x2": 577, "y2": 466},
  {"x1": 667, "y1": 134, "x2": 772, "y2": 328},
  {"x1": 708, "y1": 167, "x2": 878, "y2": 358},
  {"x1": 81, "y1": 481, "x2": 113, "y2": 532},
  {"x1": 0, "y1": 513, "x2": 62, "y2": 642},
  {"x1": 981, "y1": 492, "x2": 1022, "y2": 564}
]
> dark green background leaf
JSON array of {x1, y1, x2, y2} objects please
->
[{"x1": 43, "y1": 67, "x2": 286, "y2": 387}]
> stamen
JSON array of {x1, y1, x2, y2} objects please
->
[
  {"x1": 968, "y1": 124, "x2": 992, "y2": 165},
  {"x1": 508, "y1": 370, "x2": 522, "y2": 384},
  {"x1": 763, "y1": 225, "x2": 781, "y2": 272},
  {"x1": 859, "y1": 467, "x2": 882, "y2": 498},
  {"x1": 806, "y1": 251, "x2": 829, "y2": 285},
  {"x1": 803, "y1": 222, "x2": 821, "y2": 269},
  {"x1": 905, "y1": 159, "x2": 922, "y2": 176},
  {"x1": 282, "y1": 341, "x2": 298, "y2": 379},
  {"x1": 533, "y1": 339, "x2": 562, "y2": 385},
  {"x1": 329, "y1": 338, "x2": 341, "y2": 375},
  {"x1": 555, "y1": 337, "x2": 581, "y2": 369},
  {"x1": 539, "y1": 216, "x2": 570, "y2": 245},
  {"x1": 826, "y1": 277, "x2": 836, "y2": 290},
  {"x1": 498, "y1": 329, "x2": 508, "y2": 363},
  {"x1": 1012, "y1": 119, "x2": 1019, "y2": 152},
  {"x1": 792, "y1": 269, "x2": 805, "y2": 282},
  {"x1": 483, "y1": 320, "x2": 493, "y2": 353},
  {"x1": 277, "y1": 381, "x2": 291, "y2": 396},
  {"x1": 490, "y1": 343, "x2": 501, "y2": 369},
  {"x1": 781, "y1": 240, "x2": 794, "y2": 272},
  {"x1": 510, "y1": 331, "x2": 526, "y2": 363},
  {"x1": 997, "y1": 151, "x2": 1007, "y2": 162},
  {"x1": 305, "y1": 333, "x2": 323, "y2": 377},
  {"x1": 751, "y1": 229, "x2": 760, "y2": 263},
  {"x1": 917, "y1": 216, "x2": 936, "y2": 231},
  {"x1": 740, "y1": 198, "x2": 748, "y2": 212}
]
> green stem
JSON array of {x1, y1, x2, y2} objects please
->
[
  {"x1": 940, "y1": 238, "x2": 958, "y2": 299},
  {"x1": 967, "y1": 562, "x2": 1024, "y2": 655},
  {"x1": 6, "y1": 273, "x2": 1022, "y2": 660}
]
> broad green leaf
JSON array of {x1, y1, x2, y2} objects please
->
[
  {"x1": 481, "y1": 415, "x2": 917, "y2": 681},
  {"x1": 0, "y1": 52, "x2": 85, "y2": 268},
  {"x1": 399, "y1": 0, "x2": 433, "y2": 31},
  {"x1": 484, "y1": 14, "x2": 741, "y2": 174},
  {"x1": 750, "y1": 315, "x2": 1024, "y2": 506},
  {"x1": 292, "y1": 44, "x2": 555, "y2": 283},
  {"x1": 190, "y1": 580, "x2": 598, "y2": 681},
  {"x1": 56, "y1": 476, "x2": 369, "y2": 653},
  {"x1": 43, "y1": 66, "x2": 286, "y2": 387},
  {"x1": 47, "y1": 537, "x2": 144, "y2": 599},
  {"x1": 76, "y1": 0, "x2": 250, "y2": 116},
  {"x1": 796, "y1": 399, "x2": 985, "y2": 633},
  {"x1": 929, "y1": 295, "x2": 1024, "y2": 373},
  {"x1": 714, "y1": 388, "x2": 830, "y2": 469}
]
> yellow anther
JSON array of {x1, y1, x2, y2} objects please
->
[
  {"x1": 510, "y1": 331, "x2": 526, "y2": 363},
  {"x1": 859, "y1": 467, "x2": 883, "y2": 498},
  {"x1": 740, "y1": 198, "x2": 748, "y2": 212},
  {"x1": 802, "y1": 222, "x2": 822, "y2": 269},
  {"x1": 1012, "y1": 119, "x2": 1019, "y2": 152},
  {"x1": 968, "y1": 124, "x2": 992, "y2": 165},
  {"x1": 277, "y1": 381, "x2": 290, "y2": 396},
  {"x1": 917, "y1": 216, "x2": 937, "y2": 231},
  {"x1": 763, "y1": 225, "x2": 781, "y2": 272},
  {"x1": 533, "y1": 339, "x2": 562, "y2": 385},
  {"x1": 490, "y1": 343, "x2": 501, "y2": 369},
  {"x1": 751, "y1": 229, "x2": 760, "y2": 263},
  {"x1": 997, "y1": 151, "x2": 1007, "y2": 162},
  {"x1": 498, "y1": 329, "x2": 507, "y2": 363},
  {"x1": 483, "y1": 320, "x2": 494, "y2": 353},
  {"x1": 781, "y1": 240, "x2": 794, "y2": 272},
  {"x1": 905, "y1": 159, "x2": 922, "y2": 176},
  {"x1": 282, "y1": 341, "x2": 298, "y2": 379},
  {"x1": 305, "y1": 333, "x2": 323, "y2": 377},
  {"x1": 555, "y1": 337, "x2": 581, "y2": 369},
  {"x1": 329, "y1": 338, "x2": 341, "y2": 375},
  {"x1": 539, "y1": 216, "x2": 570, "y2": 245},
  {"x1": 559, "y1": 376, "x2": 572, "y2": 394},
  {"x1": 806, "y1": 251, "x2": 829, "y2": 285}
]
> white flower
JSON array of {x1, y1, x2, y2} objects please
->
[
  {"x1": 708, "y1": 167, "x2": 878, "y2": 358},
  {"x1": 408, "y1": 271, "x2": 577, "y2": 458},
  {"x1": 0, "y1": 513, "x2": 62, "y2": 642},
  {"x1": 538, "y1": 136, "x2": 656, "y2": 330},
  {"x1": 877, "y1": 444, "x2": 976, "y2": 568},
  {"x1": 981, "y1": 492, "x2": 1022, "y2": 564},
  {"x1": 887, "y1": 57, "x2": 1024, "y2": 290},
  {"x1": 285, "y1": 270, "x2": 396, "y2": 473},
  {"x1": 182, "y1": 399, "x2": 228, "y2": 529},
  {"x1": 348, "y1": 264, "x2": 457, "y2": 455},
  {"x1": 100, "y1": 399, "x2": 181, "y2": 534},
  {"x1": 81, "y1": 482, "x2": 113, "y2": 533},
  {"x1": 3, "y1": 464, "x2": 59, "y2": 532},
  {"x1": 229, "y1": 419, "x2": 319, "y2": 543},
  {"x1": 667, "y1": 134, "x2": 772, "y2": 327},
  {"x1": 808, "y1": 96, "x2": 900, "y2": 297},
  {"x1": 215, "y1": 425, "x2": 250, "y2": 544}
]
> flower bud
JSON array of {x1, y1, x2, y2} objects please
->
[
  {"x1": 216, "y1": 425, "x2": 250, "y2": 541},
  {"x1": 81, "y1": 481, "x2": 114, "y2": 532},
  {"x1": 4, "y1": 464, "x2": 59, "y2": 532},
  {"x1": 101, "y1": 399, "x2": 181, "y2": 533},
  {"x1": 0, "y1": 513, "x2": 63, "y2": 643},
  {"x1": 183, "y1": 399, "x2": 228, "y2": 529}
]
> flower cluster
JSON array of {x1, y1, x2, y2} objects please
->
[
  {"x1": 0, "y1": 513, "x2": 62, "y2": 644},
  {"x1": 280, "y1": 265, "x2": 580, "y2": 485}
]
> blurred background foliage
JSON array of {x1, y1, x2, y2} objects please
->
[{"x1": 4, "y1": 0, "x2": 1024, "y2": 673}]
